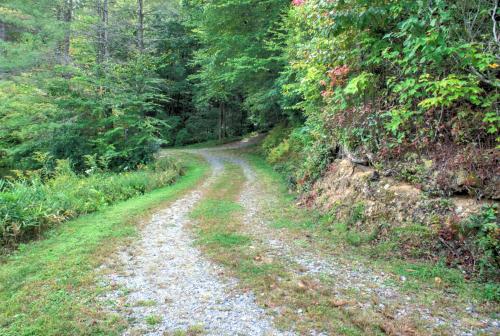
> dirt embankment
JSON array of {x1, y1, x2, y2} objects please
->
[{"x1": 301, "y1": 158, "x2": 498, "y2": 277}]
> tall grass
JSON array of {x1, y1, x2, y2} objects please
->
[{"x1": 0, "y1": 157, "x2": 183, "y2": 247}]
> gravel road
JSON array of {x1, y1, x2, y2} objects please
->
[
  {"x1": 100, "y1": 137, "x2": 499, "y2": 336},
  {"x1": 100, "y1": 138, "x2": 293, "y2": 336}
]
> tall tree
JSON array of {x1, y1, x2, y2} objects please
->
[
  {"x1": 57, "y1": 0, "x2": 73, "y2": 65},
  {"x1": 188, "y1": 0, "x2": 288, "y2": 140},
  {"x1": 0, "y1": 21, "x2": 5, "y2": 41},
  {"x1": 137, "y1": 0, "x2": 145, "y2": 52},
  {"x1": 96, "y1": 0, "x2": 109, "y2": 64}
]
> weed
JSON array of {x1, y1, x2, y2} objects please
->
[
  {"x1": 146, "y1": 314, "x2": 162, "y2": 326},
  {"x1": 191, "y1": 200, "x2": 243, "y2": 220},
  {"x1": 346, "y1": 232, "x2": 363, "y2": 246},
  {"x1": 166, "y1": 324, "x2": 205, "y2": 336},
  {"x1": 271, "y1": 217, "x2": 315, "y2": 230},
  {"x1": 347, "y1": 202, "x2": 365, "y2": 227},
  {"x1": 135, "y1": 299, "x2": 157, "y2": 307},
  {"x1": 459, "y1": 205, "x2": 499, "y2": 281},
  {"x1": 201, "y1": 232, "x2": 250, "y2": 247},
  {"x1": 186, "y1": 324, "x2": 206, "y2": 335},
  {"x1": 481, "y1": 283, "x2": 500, "y2": 302}
]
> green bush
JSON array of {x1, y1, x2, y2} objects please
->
[
  {"x1": 261, "y1": 124, "x2": 291, "y2": 157},
  {"x1": 460, "y1": 205, "x2": 500, "y2": 281},
  {"x1": 175, "y1": 128, "x2": 192, "y2": 146},
  {"x1": 0, "y1": 157, "x2": 182, "y2": 247},
  {"x1": 262, "y1": 125, "x2": 332, "y2": 190},
  {"x1": 275, "y1": 0, "x2": 499, "y2": 198}
]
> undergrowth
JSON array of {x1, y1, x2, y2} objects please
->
[{"x1": 0, "y1": 156, "x2": 183, "y2": 248}]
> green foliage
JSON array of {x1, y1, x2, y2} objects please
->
[
  {"x1": 0, "y1": 0, "x2": 498, "y2": 294},
  {"x1": 418, "y1": 74, "x2": 483, "y2": 109},
  {"x1": 0, "y1": 157, "x2": 182, "y2": 247},
  {"x1": 0, "y1": 79, "x2": 60, "y2": 169},
  {"x1": 460, "y1": 205, "x2": 500, "y2": 281},
  {"x1": 201, "y1": 232, "x2": 250, "y2": 247},
  {"x1": 187, "y1": 0, "x2": 288, "y2": 134},
  {"x1": 0, "y1": 0, "x2": 183, "y2": 173},
  {"x1": 2, "y1": 0, "x2": 498, "y2": 200},
  {"x1": 261, "y1": 0, "x2": 499, "y2": 198},
  {"x1": 0, "y1": 0, "x2": 62, "y2": 72},
  {"x1": 175, "y1": 128, "x2": 192, "y2": 146},
  {"x1": 481, "y1": 283, "x2": 500, "y2": 302},
  {"x1": 145, "y1": 315, "x2": 163, "y2": 326},
  {"x1": 191, "y1": 199, "x2": 243, "y2": 220},
  {"x1": 346, "y1": 203, "x2": 365, "y2": 227},
  {"x1": 261, "y1": 124, "x2": 291, "y2": 156}
]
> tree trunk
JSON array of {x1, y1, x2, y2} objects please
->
[
  {"x1": 0, "y1": 22, "x2": 6, "y2": 41},
  {"x1": 96, "y1": 0, "x2": 109, "y2": 64},
  {"x1": 218, "y1": 103, "x2": 223, "y2": 141},
  {"x1": 222, "y1": 102, "x2": 227, "y2": 138},
  {"x1": 61, "y1": 0, "x2": 73, "y2": 65},
  {"x1": 103, "y1": 0, "x2": 109, "y2": 60},
  {"x1": 137, "y1": 0, "x2": 144, "y2": 52},
  {"x1": 96, "y1": 0, "x2": 103, "y2": 64}
]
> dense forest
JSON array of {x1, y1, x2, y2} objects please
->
[
  {"x1": 0, "y1": 0, "x2": 499, "y2": 335},
  {"x1": 1, "y1": 0, "x2": 498, "y2": 189}
]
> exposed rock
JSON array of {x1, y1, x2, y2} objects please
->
[{"x1": 303, "y1": 159, "x2": 495, "y2": 268}]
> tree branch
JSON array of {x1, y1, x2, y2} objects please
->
[
  {"x1": 469, "y1": 65, "x2": 500, "y2": 89},
  {"x1": 493, "y1": 0, "x2": 499, "y2": 44}
]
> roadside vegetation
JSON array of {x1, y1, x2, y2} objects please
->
[
  {"x1": 0, "y1": 154, "x2": 209, "y2": 336},
  {"x1": 259, "y1": 125, "x2": 500, "y2": 286},
  {"x1": 186, "y1": 149, "x2": 495, "y2": 334},
  {"x1": 0, "y1": 0, "x2": 498, "y2": 333},
  {"x1": 0, "y1": 156, "x2": 182, "y2": 249}
]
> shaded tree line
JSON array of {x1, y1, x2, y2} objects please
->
[{"x1": 0, "y1": 0, "x2": 498, "y2": 200}]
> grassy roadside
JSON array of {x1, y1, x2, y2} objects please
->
[
  {"x1": 241, "y1": 151, "x2": 499, "y2": 322},
  {"x1": 0, "y1": 154, "x2": 209, "y2": 336},
  {"x1": 245, "y1": 153, "x2": 492, "y2": 300},
  {"x1": 189, "y1": 162, "x2": 390, "y2": 335},
  {"x1": 1, "y1": 157, "x2": 183, "y2": 248}
]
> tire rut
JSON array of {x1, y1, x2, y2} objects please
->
[{"x1": 99, "y1": 137, "x2": 498, "y2": 336}]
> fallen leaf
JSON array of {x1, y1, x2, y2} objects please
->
[
  {"x1": 330, "y1": 299, "x2": 349, "y2": 307},
  {"x1": 296, "y1": 280, "x2": 307, "y2": 290}
]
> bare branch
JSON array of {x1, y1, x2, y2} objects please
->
[
  {"x1": 492, "y1": 0, "x2": 499, "y2": 44},
  {"x1": 469, "y1": 65, "x2": 500, "y2": 88}
]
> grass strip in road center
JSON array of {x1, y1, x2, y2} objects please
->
[
  {"x1": 191, "y1": 163, "x2": 251, "y2": 255},
  {"x1": 189, "y1": 162, "x2": 390, "y2": 336}
]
